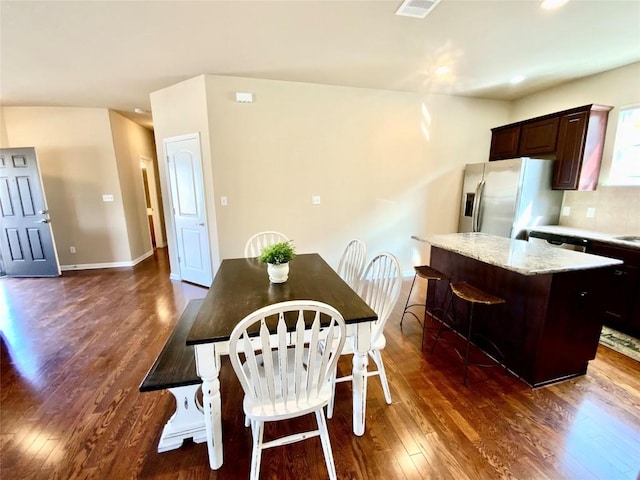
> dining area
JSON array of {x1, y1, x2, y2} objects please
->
[
  {"x1": 2, "y1": 232, "x2": 640, "y2": 479},
  {"x1": 140, "y1": 232, "x2": 403, "y2": 478}
]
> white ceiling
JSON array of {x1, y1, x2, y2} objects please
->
[{"x1": 1, "y1": 0, "x2": 639, "y2": 130}]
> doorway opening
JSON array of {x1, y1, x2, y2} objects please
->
[{"x1": 140, "y1": 156, "x2": 166, "y2": 250}]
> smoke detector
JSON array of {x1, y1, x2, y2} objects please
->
[{"x1": 395, "y1": 0, "x2": 442, "y2": 19}]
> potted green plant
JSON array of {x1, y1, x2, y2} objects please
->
[{"x1": 259, "y1": 241, "x2": 295, "y2": 283}]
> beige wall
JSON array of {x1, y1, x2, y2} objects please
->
[
  {"x1": 152, "y1": 75, "x2": 510, "y2": 275},
  {"x1": 109, "y1": 111, "x2": 157, "y2": 260},
  {"x1": 511, "y1": 62, "x2": 640, "y2": 234},
  {"x1": 0, "y1": 106, "x2": 157, "y2": 267},
  {"x1": 150, "y1": 75, "x2": 221, "y2": 278}
]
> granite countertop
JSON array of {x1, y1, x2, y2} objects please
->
[
  {"x1": 527, "y1": 225, "x2": 640, "y2": 250},
  {"x1": 412, "y1": 232, "x2": 623, "y2": 276}
]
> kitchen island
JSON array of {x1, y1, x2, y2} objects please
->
[{"x1": 413, "y1": 233, "x2": 623, "y2": 387}]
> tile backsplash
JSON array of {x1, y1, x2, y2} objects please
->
[{"x1": 560, "y1": 186, "x2": 640, "y2": 234}]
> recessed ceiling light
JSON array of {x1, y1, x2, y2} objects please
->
[
  {"x1": 435, "y1": 66, "x2": 451, "y2": 75},
  {"x1": 510, "y1": 75, "x2": 526, "y2": 85},
  {"x1": 541, "y1": 0, "x2": 570, "y2": 10},
  {"x1": 134, "y1": 108, "x2": 149, "y2": 114}
]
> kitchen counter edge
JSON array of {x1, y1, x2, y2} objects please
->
[{"x1": 412, "y1": 233, "x2": 622, "y2": 276}]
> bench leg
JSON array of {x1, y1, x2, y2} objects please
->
[{"x1": 157, "y1": 384, "x2": 207, "y2": 453}]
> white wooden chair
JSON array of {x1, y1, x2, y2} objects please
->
[
  {"x1": 327, "y1": 252, "x2": 402, "y2": 419},
  {"x1": 244, "y1": 231, "x2": 289, "y2": 258},
  {"x1": 336, "y1": 238, "x2": 366, "y2": 291},
  {"x1": 228, "y1": 300, "x2": 347, "y2": 480}
]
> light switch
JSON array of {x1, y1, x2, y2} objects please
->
[
  {"x1": 562, "y1": 206, "x2": 571, "y2": 217},
  {"x1": 102, "y1": 194, "x2": 114, "y2": 202},
  {"x1": 221, "y1": 196, "x2": 228, "y2": 206},
  {"x1": 312, "y1": 195, "x2": 321, "y2": 205},
  {"x1": 586, "y1": 207, "x2": 596, "y2": 218}
]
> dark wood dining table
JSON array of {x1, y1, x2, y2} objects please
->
[{"x1": 186, "y1": 253, "x2": 378, "y2": 470}]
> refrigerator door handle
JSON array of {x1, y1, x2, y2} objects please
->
[{"x1": 473, "y1": 180, "x2": 485, "y2": 232}]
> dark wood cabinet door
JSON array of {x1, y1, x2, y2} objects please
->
[
  {"x1": 519, "y1": 116, "x2": 559, "y2": 155},
  {"x1": 552, "y1": 111, "x2": 588, "y2": 190},
  {"x1": 586, "y1": 241, "x2": 640, "y2": 336},
  {"x1": 489, "y1": 125, "x2": 520, "y2": 160}
]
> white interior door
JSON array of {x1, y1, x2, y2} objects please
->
[
  {"x1": 0, "y1": 147, "x2": 60, "y2": 277},
  {"x1": 164, "y1": 134, "x2": 212, "y2": 287}
]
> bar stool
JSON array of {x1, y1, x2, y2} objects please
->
[
  {"x1": 400, "y1": 265, "x2": 450, "y2": 346},
  {"x1": 431, "y1": 281, "x2": 505, "y2": 385}
]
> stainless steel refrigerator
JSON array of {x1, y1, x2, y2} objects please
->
[{"x1": 458, "y1": 158, "x2": 563, "y2": 239}]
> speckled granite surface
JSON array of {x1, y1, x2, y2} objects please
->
[{"x1": 412, "y1": 232, "x2": 623, "y2": 276}]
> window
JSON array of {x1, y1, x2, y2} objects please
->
[{"x1": 608, "y1": 105, "x2": 640, "y2": 186}]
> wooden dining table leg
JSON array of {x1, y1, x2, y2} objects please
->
[
  {"x1": 351, "y1": 322, "x2": 372, "y2": 436},
  {"x1": 194, "y1": 343, "x2": 223, "y2": 469}
]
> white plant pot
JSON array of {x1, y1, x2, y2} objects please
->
[{"x1": 267, "y1": 263, "x2": 289, "y2": 283}]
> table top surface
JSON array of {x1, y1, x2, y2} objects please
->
[
  {"x1": 412, "y1": 232, "x2": 623, "y2": 276},
  {"x1": 187, "y1": 253, "x2": 377, "y2": 345}
]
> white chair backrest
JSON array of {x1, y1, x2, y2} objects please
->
[
  {"x1": 229, "y1": 300, "x2": 346, "y2": 411},
  {"x1": 244, "y1": 231, "x2": 289, "y2": 258},
  {"x1": 358, "y1": 252, "x2": 402, "y2": 342},
  {"x1": 336, "y1": 239, "x2": 366, "y2": 291}
]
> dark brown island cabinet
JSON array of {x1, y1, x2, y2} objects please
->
[
  {"x1": 429, "y1": 247, "x2": 613, "y2": 387},
  {"x1": 586, "y1": 241, "x2": 640, "y2": 338},
  {"x1": 489, "y1": 104, "x2": 612, "y2": 191}
]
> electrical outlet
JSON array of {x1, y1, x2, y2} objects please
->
[
  {"x1": 221, "y1": 196, "x2": 228, "y2": 206},
  {"x1": 312, "y1": 195, "x2": 321, "y2": 205},
  {"x1": 586, "y1": 207, "x2": 596, "y2": 218},
  {"x1": 562, "y1": 206, "x2": 571, "y2": 217},
  {"x1": 69, "y1": 246, "x2": 76, "y2": 254}
]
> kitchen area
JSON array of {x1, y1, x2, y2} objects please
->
[{"x1": 415, "y1": 101, "x2": 640, "y2": 387}]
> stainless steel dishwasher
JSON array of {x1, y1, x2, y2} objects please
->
[{"x1": 528, "y1": 230, "x2": 590, "y2": 252}]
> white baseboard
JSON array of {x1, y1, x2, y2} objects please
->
[
  {"x1": 169, "y1": 273, "x2": 181, "y2": 281},
  {"x1": 60, "y1": 249, "x2": 154, "y2": 271},
  {"x1": 132, "y1": 250, "x2": 155, "y2": 265}
]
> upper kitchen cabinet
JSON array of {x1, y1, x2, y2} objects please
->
[
  {"x1": 489, "y1": 125, "x2": 520, "y2": 160},
  {"x1": 489, "y1": 114, "x2": 559, "y2": 161},
  {"x1": 488, "y1": 104, "x2": 612, "y2": 190},
  {"x1": 553, "y1": 104, "x2": 612, "y2": 191},
  {"x1": 519, "y1": 116, "x2": 559, "y2": 156}
]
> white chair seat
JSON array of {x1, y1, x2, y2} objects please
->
[
  {"x1": 228, "y1": 300, "x2": 347, "y2": 480},
  {"x1": 243, "y1": 350, "x2": 333, "y2": 421},
  {"x1": 341, "y1": 333, "x2": 386, "y2": 355}
]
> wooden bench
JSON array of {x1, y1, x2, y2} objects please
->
[{"x1": 139, "y1": 298, "x2": 207, "y2": 453}]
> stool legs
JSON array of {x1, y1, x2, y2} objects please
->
[
  {"x1": 430, "y1": 281, "x2": 505, "y2": 385},
  {"x1": 401, "y1": 271, "x2": 449, "y2": 349},
  {"x1": 399, "y1": 273, "x2": 419, "y2": 331},
  {"x1": 463, "y1": 303, "x2": 475, "y2": 386},
  {"x1": 429, "y1": 290, "x2": 453, "y2": 353}
]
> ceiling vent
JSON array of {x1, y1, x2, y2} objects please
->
[{"x1": 395, "y1": 0, "x2": 442, "y2": 19}]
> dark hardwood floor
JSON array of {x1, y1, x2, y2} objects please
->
[{"x1": 1, "y1": 249, "x2": 639, "y2": 479}]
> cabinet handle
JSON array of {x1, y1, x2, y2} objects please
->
[
  {"x1": 578, "y1": 291, "x2": 588, "y2": 298},
  {"x1": 613, "y1": 269, "x2": 627, "y2": 276}
]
